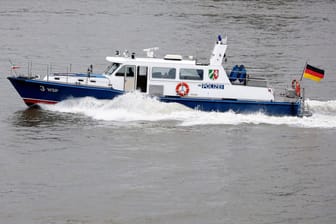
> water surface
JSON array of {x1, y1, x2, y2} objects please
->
[{"x1": 1, "y1": 0, "x2": 336, "y2": 223}]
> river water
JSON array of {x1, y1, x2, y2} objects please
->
[{"x1": 1, "y1": 0, "x2": 336, "y2": 223}]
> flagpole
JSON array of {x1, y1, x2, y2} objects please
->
[
  {"x1": 9, "y1": 59, "x2": 18, "y2": 76},
  {"x1": 299, "y1": 61, "x2": 307, "y2": 81},
  {"x1": 298, "y1": 61, "x2": 307, "y2": 116}
]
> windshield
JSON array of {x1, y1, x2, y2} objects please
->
[{"x1": 104, "y1": 63, "x2": 120, "y2": 75}]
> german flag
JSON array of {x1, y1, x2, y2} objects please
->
[{"x1": 303, "y1": 64, "x2": 325, "y2": 82}]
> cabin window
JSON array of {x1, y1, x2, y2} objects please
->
[
  {"x1": 116, "y1": 66, "x2": 125, "y2": 77},
  {"x1": 104, "y1": 63, "x2": 120, "y2": 75},
  {"x1": 115, "y1": 65, "x2": 135, "y2": 77},
  {"x1": 126, "y1": 66, "x2": 135, "y2": 77},
  {"x1": 152, "y1": 67, "x2": 176, "y2": 79},
  {"x1": 179, "y1": 68, "x2": 204, "y2": 80}
]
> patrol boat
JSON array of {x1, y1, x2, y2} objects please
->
[{"x1": 8, "y1": 35, "x2": 306, "y2": 116}]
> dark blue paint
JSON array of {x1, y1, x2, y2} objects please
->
[
  {"x1": 8, "y1": 76, "x2": 301, "y2": 116},
  {"x1": 8, "y1": 76, "x2": 123, "y2": 103},
  {"x1": 160, "y1": 97, "x2": 300, "y2": 116}
]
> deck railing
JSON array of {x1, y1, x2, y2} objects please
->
[{"x1": 10, "y1": 61, "x2": 107, "y2": 82}]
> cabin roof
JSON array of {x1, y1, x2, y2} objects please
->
[{"x1": 106, "y1": 56, "x2": 196, "y2": 66}]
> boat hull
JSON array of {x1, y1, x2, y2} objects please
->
[
  {"x1": 8, "y1": 76, "x2": 301, "y2": 116},
  {"x1": 161, "y1": 97, "x2": 300, "y2": 116}
]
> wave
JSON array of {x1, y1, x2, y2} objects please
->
[
  {"x1": 41, "y1": 92, "x2": 191, "y2": 122},
  {"x1": 41, "y1": 92, "x2": 336, "y2": 129},
  {"x1": 305, "y1": 99, "x2": 336, "y2": 114}
]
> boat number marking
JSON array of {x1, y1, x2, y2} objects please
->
[
  {"x1": 199, "y1": 83, "x2": 225, "y2": 90},
  {"x1": 40, "y1": 85, "x2": 59, "y2": 93}
]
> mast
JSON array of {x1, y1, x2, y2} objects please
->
[{"x1": 209, "y1": 35, "x2": 227, "y2": 66}]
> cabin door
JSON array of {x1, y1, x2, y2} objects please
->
[
  {"x1": 124, "y1": 65, "x2": 136, "y2": 91},
  {"x1": 136, "y1": 66, "x2": 148, "y2": 92}
]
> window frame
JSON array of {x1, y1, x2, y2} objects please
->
[
  {"x1": 115, "y1": 65, "x2": 136, "y2": 77},
  {"x1": 104, "y1": 63, "x2": 120, "y2": 75},
  {"x1": 179, "y1": 68, "x2": 204, "y2": 81},
  {"x1": 151, "y1": 67, "x2": 176, "y2": 80}
]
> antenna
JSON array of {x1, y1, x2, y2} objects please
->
[
  {"x1": 143, "y1": 47, "x2": 159, "y2": 58},
  {"x1": 9, "y1": 59, "x2": 19, "y2": 76}
]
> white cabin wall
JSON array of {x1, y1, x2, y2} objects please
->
[
  {"x1": 109, "y1": 75, "x2": 125, "y2": 90},
  {"x1": 224, "y1": 85, "x2": 274, "y2": 101},
  {"x1": 43, "y1": 74, "x2": 111, "y2": 87}
]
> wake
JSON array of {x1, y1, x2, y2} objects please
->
[{"x1": 41, "y1": 92, "x2": 336, "y2": 129}]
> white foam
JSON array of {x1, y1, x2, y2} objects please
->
[
  {"x1": 41, "y1": 92, "x2": 336, "y2": 129},
  {"x1": 42, "y1": 92, "x2": 192, "y2": 122},
  {"x1": 305, "y1": 99, "x2": 336, "y2": 114}
]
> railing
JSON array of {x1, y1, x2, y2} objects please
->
[
  {"x1": 230, "y1": 75, "x2": 268, "y2": 87},
  {"x1": 10, "y1": 61, "x2": 107, "y2": 81}
]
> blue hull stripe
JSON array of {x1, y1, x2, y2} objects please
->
[
  {"x1": 8, "y1": 77, "x2": 301, "y2": 116},
  {"x1": 161, "y1": 97, "x2": 300, "y2": 116}
]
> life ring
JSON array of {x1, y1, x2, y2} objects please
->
[
  {"x1": 176, "y1": 82, "x2": 190, "y2": 96},
  {"x1": 291, "y1": 79, "x2": 301, "y2": 97}
]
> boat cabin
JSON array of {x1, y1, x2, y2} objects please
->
[
  {"x1": 44, "y1": 36, "x2": 275, "y2": 102},
  {"x1": 103, "y1": 54, "x2": 231, "y2": 97},
  {"x1": 102, "y1": 36, "x2": 274, "y2": 101}
]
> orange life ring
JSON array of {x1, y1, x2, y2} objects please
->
[
  {"x1": 291, "y1": 79, "x2": 301, "y2": 97},
  {"x1": 176, "y1": 82, "x2": 190, "y2": 96}
]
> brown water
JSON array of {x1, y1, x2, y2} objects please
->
[{"x1": 1, "y1": 0, "x2": 336, "y2": 223}]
